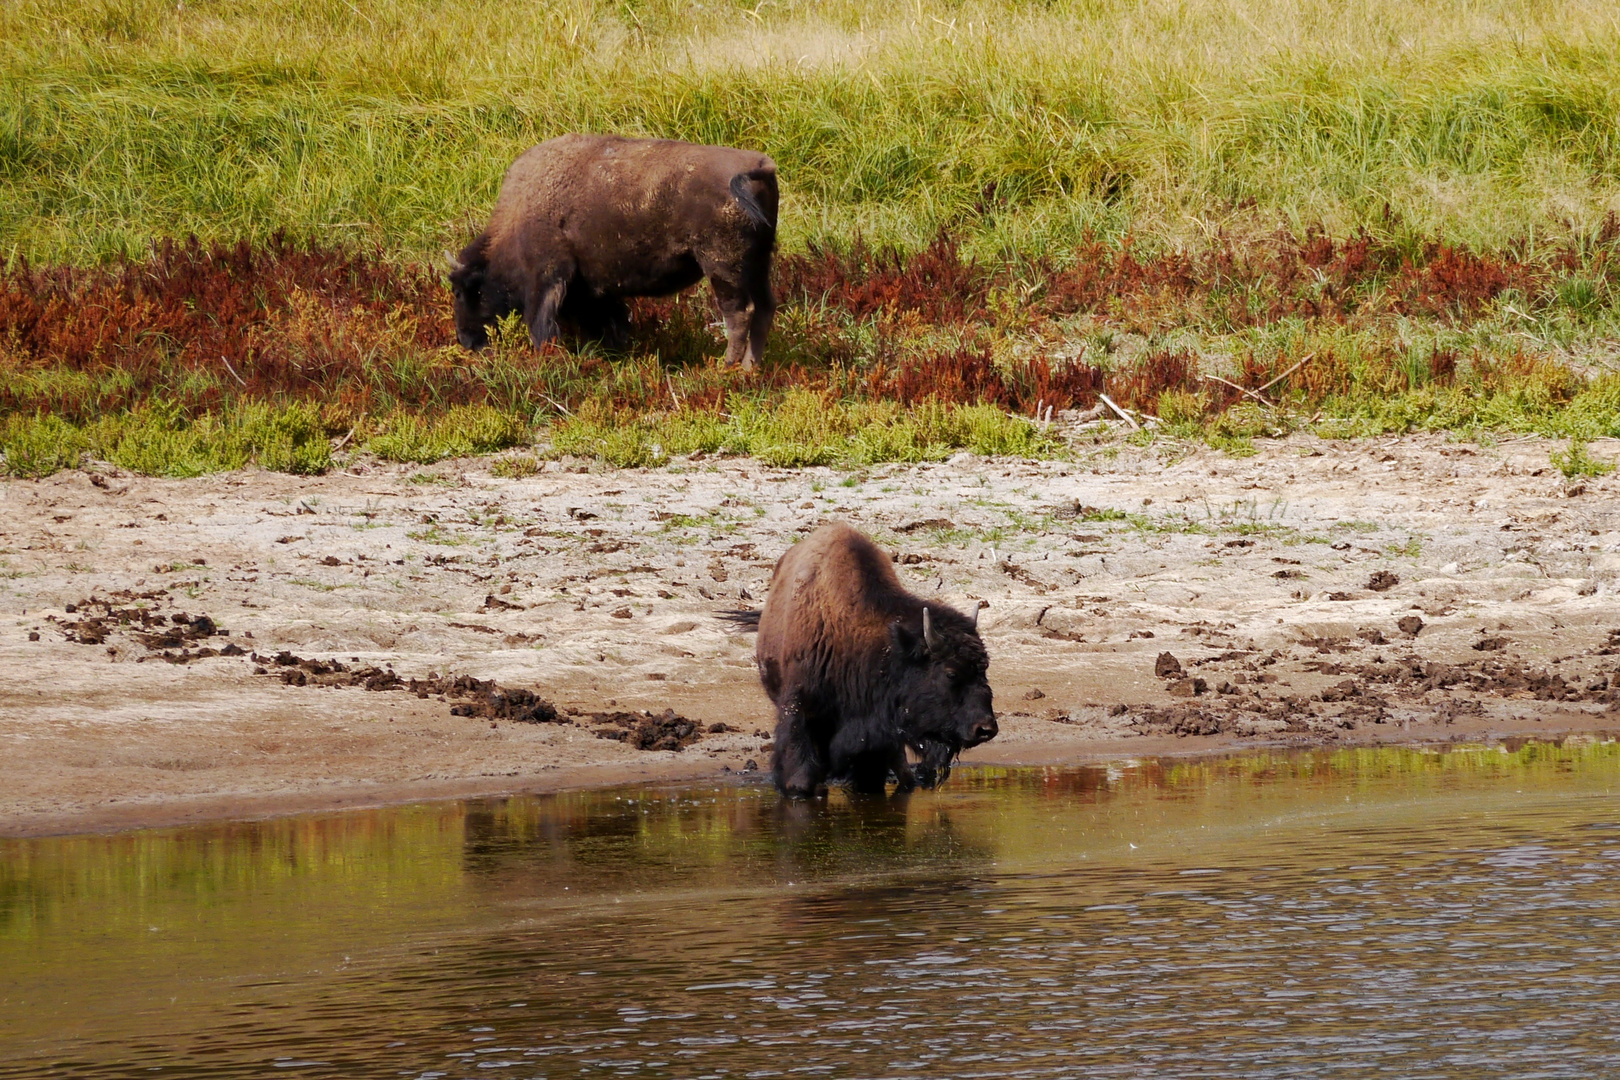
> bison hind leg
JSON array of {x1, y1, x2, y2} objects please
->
[
  {"x1": 745, "y1": 273, "x2": 775, "y2": 369},
  {"x1": 771, "y1": 695, "x2": 826, "y2": 799},
  {"x1": 709, "y1": 276, "x2": 753, "y2": 369}
]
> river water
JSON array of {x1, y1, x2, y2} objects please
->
[{"x1": 4, "y1": 739, "x2": 1620, "y2": 1078}]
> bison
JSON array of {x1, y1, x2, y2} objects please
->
[
  {"x1": 728, "y1": 523, "x2": 998, "y2": 798},
  {"x1": 447, "y1": 134, "x2": 778, "y2": 367}
]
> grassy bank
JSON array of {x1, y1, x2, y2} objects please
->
[
  {"x1": 4, "y1": 226, "x2": 1620, "y2": 475},
  {"x1": 4, "y1": 0, "x2": 1620, "y2": 474}
]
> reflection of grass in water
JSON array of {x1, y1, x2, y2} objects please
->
[
  {"x1": 1145, "y1": 738, "x2": 1620, "y2": 792},
  {"x1": 0, "y1": 805, "x2": 473, "y2": 941},
  {"x1": 10, "y1": 739, "x2": 1618, "y2": 944}
]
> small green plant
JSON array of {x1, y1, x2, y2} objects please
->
[
  {"x1": 405, "y1": 525, "x2": 472, "y2": 546},
  {"x1": 1550, "y1": 438, "x2": 1615, "y2": 479},
  {"x1": 490, "y1": 453, "x2": 542, "y2": 479},
  {"x1": 1387, "y1": 536, "x2": 1423, "y2": 558}
]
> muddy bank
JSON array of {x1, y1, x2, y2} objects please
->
[{"x1": 2, "y1": 432, "x2": 1619, "y2": 835}]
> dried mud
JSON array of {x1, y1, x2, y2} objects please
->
[{"x1": 2, "y1": 432, "x2": 1619, "y2": 835}]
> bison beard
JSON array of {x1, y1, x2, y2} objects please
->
[
  {"x1": 735, "y1": 523, "x2": 998, "y2": 798},
  {"x1": 447, "y1": 134, "x2": 778, "y2": 368}
]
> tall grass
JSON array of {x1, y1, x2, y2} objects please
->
[{"x1": 5, "y1": 0, "x2": 1620, "y2": 262}]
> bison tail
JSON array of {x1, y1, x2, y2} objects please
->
[
  {"x1": 729, "y1": 168, "x2": 777, "y2": 233},
  {"x1": 717, "y1": 608, "x2": 762, "y2": 631}
]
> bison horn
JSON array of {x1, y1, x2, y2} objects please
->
[
  {"x1": 970, "y1": 601, "x2": 981, "y2": 631},
  {"x1": 443, "y1": 249, "x2": 464, "y2": 273},
  {"x1": 922, "y1": 606, "x2": 940, "y2": 653}
]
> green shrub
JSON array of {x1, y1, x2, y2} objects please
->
[
  {"x1": 368, "y1": 406, "x2": 529, "y2": 463},
  {"x1": 0, "y1": 414, "x2": 89, "y2": 477}
]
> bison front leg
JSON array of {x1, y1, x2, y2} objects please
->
[
  {"x1": 771, "y1": 693, "x2": 826, "y2": 799},
  {"x1": 598, "y1": 297, "x2": 632, "y2": 352},
  {"x1": 890, "y1": 746, "x2": 917, "y2": 794},
  {"x1": 523, "y1": 278, "x2": 567, "y2": 350}
]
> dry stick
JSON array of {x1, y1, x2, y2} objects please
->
[
  {"x1": 332, "y1": 427, "x2": 356, "y2": 452},
  {"x1": 1097, "y1": 393, "x2": 1140, "y2": 431},
  {"x1": 668, "y1": 375, "x2": 684, "y2": 411},
  {"x1": 219, "y1": 355, "x2": 248, "y2": 389},
  {"x1": 538, "y1": 393, "x2": 573, "y2": 417},
  {"x1": 1203, "y1": 372, "x2": 1274, "y2": 408},
  {"x1": 1256, "y1": 352, "x2": 1316, "y2": 394}
]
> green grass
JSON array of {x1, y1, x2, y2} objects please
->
[
  {"x1": 0, "y1": 402, "x2": 331, "y2": 478},
  {"x1": 550, "y1": 391, "x2": 1062, "y2": 468},
  {"x1": 6, "y1": 0, "x2": 1620, "y2": 262},
  {"x1": 367, "y1": 406, "x2": 529, "y2": 464}
]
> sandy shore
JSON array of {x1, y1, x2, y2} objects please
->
[{"x1": 3, "y1": 433, "x2": 1618, "y2": 837}]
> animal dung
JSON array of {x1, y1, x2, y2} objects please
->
[{"x1": 1367, "y1": 570, "x2": 1401, "y2": 592}]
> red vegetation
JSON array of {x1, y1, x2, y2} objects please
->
[
  {"x1": 0, "y1": 226, "x2": 1596, "y2": 423},
  {"x1": 0, "y1": 235, "x2": 467, "y2": 419}
]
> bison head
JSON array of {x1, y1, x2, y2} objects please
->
[
  {"x1": 890, "y1": 604, "x2": 997, "y2": 786},
  {"x1": 445, "y1": 242, "x2": 511, "y2": 352}
]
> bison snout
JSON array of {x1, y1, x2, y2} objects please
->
[
  {"x1": 458, "y1": 328, "x2": 489, "y2": 352},
  {"x1": 966, "y1": 717, "x2": 998, "y2": 747}
]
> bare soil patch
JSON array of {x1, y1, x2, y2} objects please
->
[{"x1": 3, "y1": 433, "x2": 1618, "y2": 835}]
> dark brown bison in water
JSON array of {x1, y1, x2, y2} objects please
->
[
  {"x1": 447, "y1": 134, "x2": 778, "y2": 367},
  {"x1": 727, "y1": 523, "x2": 998, "y2": 797}
]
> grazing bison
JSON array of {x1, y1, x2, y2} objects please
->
[
  {"x1": 731, "y1": 523, "x2": 998, "y2": 798},
  {"x1": 447, "y1": 134, "x2": 778, "y2": 367}
]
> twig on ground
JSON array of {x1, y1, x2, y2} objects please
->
[
  {"x1": 538, "y1": 393, "x2": 573, "y2": 417},
  {"x1": 332, "y1": 427, "x2": 355, "y2": 452},
  {"x1": 1097, "y1": 393, "x2": 1140, "y2": 431},
  {"x1": 668, "y1": 376, "x2": 683, "y2": 411}
]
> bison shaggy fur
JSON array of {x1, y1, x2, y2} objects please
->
[
  {"x1": 750, "y1": 523, "x2": 998, "y2": 797},
  {"x1": 448, "y1": 133, "x2": 778, "y2": 367}
]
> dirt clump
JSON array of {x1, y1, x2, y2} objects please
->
[
  {"x1": 47, "y1": 594, "x2": 248, "y2": 663},
  {"x1": 255, "y1": 651, "x2": 563, "y2": 725},
  {"x1": 583, "y1": 709, "x2": 702, "y2": 752}
]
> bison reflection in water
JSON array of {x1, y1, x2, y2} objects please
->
[
  {"x1": 446, "y1": 133, "x2": 778, "y2": 367},
  {"x1": 727, "y1": 523, "x2": 998, "y2": 798}
]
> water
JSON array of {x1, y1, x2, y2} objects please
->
[{"x1": 4, "y1": 739, "x2": 1620, "y2": 1079}]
